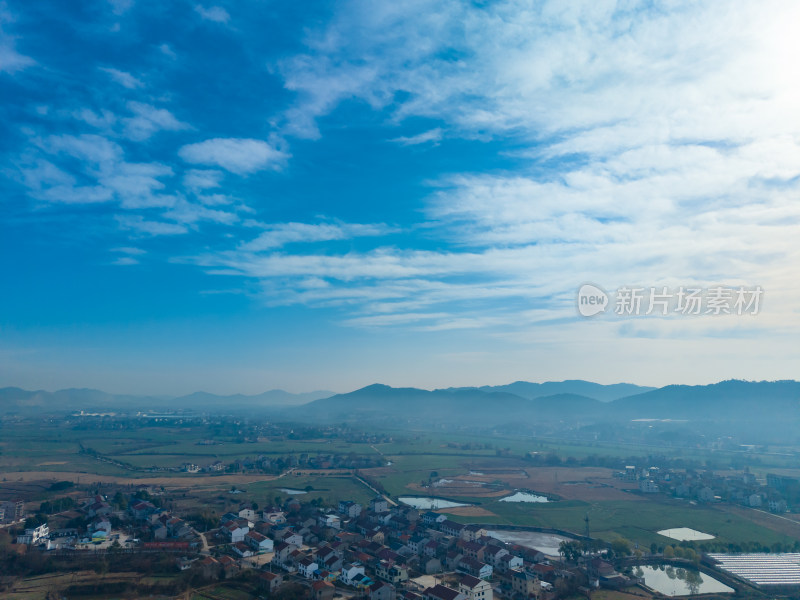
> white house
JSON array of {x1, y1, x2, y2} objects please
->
[
  {"x1": 298, "y1": 557, "x2": 319, "y2": 579},
  {"x1": 17, "y1": 523, "x2": 49, "y2": 545},
  {"x1": 369, "y1": 497, "x2": 389, "y2": 513},
  {"x1": 245, "y1": 530, "x2": 274, "y2": 552},
  {"x1": 341, "y1": 563, "x2": 366, "y2": 586},
  {"x1": 458, "y1": 557, "x2": 492, "y2": 580},
  {"x1": 232, "y1": 542, "x2": 254, "y2": 557},
  {"x1": 318, "y1": 513, "x2": 341, "y2": 530},
  {"x1": 458, "y1": 573, "x2": 493, "y2": 600},
  {"x1": 338, "y1": 501, "x2": 363, "y2": 519},
  {"x1": 224, "y1": 522, "x2": 249, "y2": 543},
  {"x1": 483, "y1": 546, "x2": 508, "y2": 566},
  {"x1": 497, "y1": 553, "x2": 523, "y2": 572},
  {"x1": 238, "y1": 508, "x2": 257, "y2": 521},
  {"x1": 278, "y1": 529, "x2": 303, "y2": 546},
  {"x1": 640, "y1": 479, "x2": 659, "y2": 493}
]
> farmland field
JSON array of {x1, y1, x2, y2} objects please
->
[{"x1": 3, "y1": 419, "x2": 800, "y2": 551}]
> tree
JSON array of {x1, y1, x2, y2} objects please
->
[
  {"x1": 559, "y1": 540, "x2": 583, "y2": 563},
  {"x1": 610, "y1": 538, "x2": 632, "y2": 558},
  {"x1": 663, "y1": 545, "x2": 675, "y2": 558},
  {"x1": 113, "y1": 491, "x2": 128, "y2": 510}
]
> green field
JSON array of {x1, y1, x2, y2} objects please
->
[{"x1": 3, "y1": 419, "x2": 800, "y2": 550}]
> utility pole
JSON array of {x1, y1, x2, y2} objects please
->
[{"x1": 584, "y1": 513, "x2": 590, "y2": 539}]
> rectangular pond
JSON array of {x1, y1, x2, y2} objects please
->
[
  {"x1": 499, "y1": 491, "x2": 549, "y2": 503},
  {"x1": 397, "y1": 496, "x2": 469, "y2": 509},
  {"x1": 487, "y1": 530, "x2": 571, "y2": 556},
  {"x1": 657, "y1": 527, "x2": 715, "y2": 541},
  {"x1": 635, "y1": 564, "x2": 733, "y2": 596}
]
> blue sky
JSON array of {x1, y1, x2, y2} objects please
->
[{"x1": 2, "y1": 0, "x2": 800, "y2": 395}]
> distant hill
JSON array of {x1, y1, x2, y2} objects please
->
[
  {"x1": 301, "y1": 384, "x2": 604, "y2": 423},
  {"x1": 302, "y1": 380, "x2": 800, "y2": 431},
  {"x1": 2, "y1": 381, "x2": 798, "y2": 434},
  {"x1": 0, "y1": 387, "x2": 333, "y2": 414},
  {"x1": 443, "y1": 380, "x2": 655, "y2": 402},
  {"x1": 608, "y1": 379, "x2": 800, "y2": 421}
]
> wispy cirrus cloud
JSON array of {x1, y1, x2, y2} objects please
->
[
  {"x1": 122, "y1": 102, "x2": 190, "y2": 141},
  {"x1": 178, "y1": 138, "x2": 288, "y2": 174},
  {"x1": 194, "y1": 5, "x2": 230, "y2": 24},
  {"x1": 216, "y1": 0, "x2": 797, "y2": 334},
  {"x1": 0, "y1": 5, "x2": 34, "y2": 74},
  {"x1": 116, "y1": 214, "x2": 187, "y2": 236},
  {"x1": 389, "y1": 128, "x2": 442, "y2": 146},
  {"x1": 183, "y1": 169, "x2": 223, "y2": 191},
  {"x1": 17, "y1": 132, "x2": 245, "y2": 229},
  {"x1": 241, "y1": 222, "x2": 395, "y2": 251},
  {"x1": 98, "y1": 66, "x2": 143, "y2": 89}
]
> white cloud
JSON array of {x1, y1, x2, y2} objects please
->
[
  {"x1": 278, "y1": 0, "x2": 800, "y2": 148},
  {"x1": 112, "y1": 256, "x2": 139, "y2": 266},
  {"x1": 159, "y1": 43, "x2": 177, "y2": 59},
  {"x1": 74, "y1": 108, "x2": 117, "y2": 129},
  {"x1": 162, "y1": 198, "x2": 238, "y2": 225},
  {"x1": 99, "y1": 67, "x2": 143, "y2": 89},
  {"x1": 43, "y1": 133, "x2": 123, "y2": 165},
  {"x1": 194, "y1": 5, "x2": 230, "y2": 23},
  {"x1": 112, "y1": 246, "x2": 146, "y2": 255},
  {"x1": 98, "y1": 162, "x2": 175, "y2": 208},
  {"x1": 0, "y1": 43, "x2": 34, "y2": 73},
  {"x1": 108, "y1": 0, "x2": 133, "y2": 15},
  {"x1": 21, "y1": 134, "x2": 177, "y2": 209},
  {"x1": 183, "y1": 169, "x2": 223, "y2": 191},
  {"x1": 389, "y1": 128, "x2": 442, "y2": 146},
  {"x1": 122, "y1": 101, "x2": 190, "y2": 141},
  {"x1": 36, "y1": 184, "x2": 114, "y2": 204},
  {"x1": 196, "y1": 193, "x2": 234, "y2": 206},
  {"x1": 241, "y1": 222, "x2": 393, "y2": 251},
  {"x1": 178, "y1": 138, "x2": 288, "y2": 174},
  {"x1": 211, "y1": 0, "x2": 793, "y2": 334},
  {"x1": 0, "y1": 6, "x2": 35, "y2": 74},
  {"x1": 116, "y1": 215, "x2": 188, "y2": 235}
]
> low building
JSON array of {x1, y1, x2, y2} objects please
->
[
  {"x1": 198, "y1": 556, "x2": 220, "y2": 580},
  {"x1": 17, "y1": 523, "x2": 49, "y2": 545},
  {"x1": 457, "y1": 573, "x2": 493, "y2": 600},
  {"x1": 511, "y1": 569, "x2": 541, "y2": 599},
  {"x1": 246, "y1": 530, "x2": 273, "y2": 552},
  {"x1": 423, "y1": 584, "x2": 466, "y2": 600},
  {"x1": 299, "y1": 557, "x2": 320, "y2": 579},
  {"x1": 370, "y1": 580, "x2": 397, "y2": 600},
  {"x1": 258, "y1": 571, "x2": 283, "y2": 593},
  {"x1": 312, "y1": 580, "x2": 336, "y2": 600}
]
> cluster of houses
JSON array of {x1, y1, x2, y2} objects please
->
[
  {"x1": 193, "y1": 495, "x2": 571, "y2": 600},
  {"x1": 9, "y1": 487, "x2": 617, "y2": 599},
  {"x1": 178, "y1": 451, "x2": 385, "y2": 475},
  {"x1": 0, "y1": 500, "x2": 25, "y2": 524},
  {"x1": 12, "y1": 486, "x2": 203, "y2": 551},
  {"x1": 621, "y1": 465, "x2": 793, "y2": 512}
]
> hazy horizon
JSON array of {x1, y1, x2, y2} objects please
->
[{"x1": 3, "y1": 377, "x2": 794, "y2": 399}]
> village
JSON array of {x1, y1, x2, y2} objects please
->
[{"x1": 3, "y1": 486, "x2": 647, "y2": 600}]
